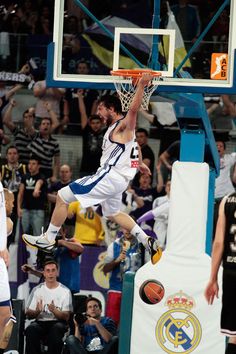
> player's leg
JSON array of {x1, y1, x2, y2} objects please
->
[
  {"x1": 223, "y1": 269, "x2": 236, "y2": 354},
  {"x1": 22, "y1": 171, "x2": 107, "y2": 251},
  {"x1": 102, "y1": 196, "x2": 162, "y2": 264},
  {"x1": 226, "y1": 340, "x2": 236, "y2": 354},
  {"x1": 108, "y1": 211, "x2": 162, "y2": 264},
  {"x1": 22, "y1": 169, "x2": 123, "y2": 251},
  {"x1": 0, "y1": 302, "x2": 15, "y2": 352},
  {"x1": 22, "y1": 185, "x2": 76, "y2": 251}
]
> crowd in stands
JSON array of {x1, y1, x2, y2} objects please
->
[
  {"x1": 0, "y1": 1, "x2": 235, "y2": 353},
  {"x1": 0, "y1": 0, "x2": 231, "y2": 76}
]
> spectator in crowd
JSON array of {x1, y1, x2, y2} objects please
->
[
  {"x1": 25, "y1": 260, "x2": 73, "y2": 354},
  {"x1": 204, "y1": 193, "x2": 236, "y2": 354},
  {"x1": 17, "y1": 156, "x2": 47, "y2": 265},
  {"x1": 22, "y1": 228, "x2": 84, "y2": 294},
  {"x1": 123, "y1": 172, "x2": 164, "y2": 227},
  {"x1": 77, "y1": 89, "x2": 106, "y2": 176},
  {"x1": 0, "y1": 145, "x2": 27, "y2": 243},
  {"x1": 48, "y1": 164, "x2": 75, "y2": 235},
  {"x1": 64, "y1": 15, "x2": 82, "y2": 36},
  {"x1": 48, "y1": 164, "x2": 73, "y2": 202},
  {"x1": 3, "y1": 101, "x2": 37, "y2": 165},
  {"x1": 76, "y1": 60, "x2": 99, "y2": 115},
  {"x1": 68, "y1": 202, "x2": 105, "y2": 246},
  {"x1": 62, "y1": 35, "x2": 83, "y2": 75},
  {"x1": 215, "y1": 140, "x2": 236, "y2": 201},
  {"x1": 171, "y1": 0, "x2": 201, "y2": 50},
  {"x1": 64, "y1": 61, "x2": 99, "y2": 134},
  {"x1": 111, "y1": 0, "x2": 152, "y2": 27},
  {"x1": 33, "y1": 79, "x2": 65, "y2": 127},
  {"x1": 137, "y1": 179, "x2": 171, "y2": 249},
  {"x1": 103, "y1": 228, "x2": 143, "y2": 325},
  {"x1": 66, "y1": 0, "x2": 88, "y2": 27},
  {"x1": 207, "y1": 95, "x2": 236, "y2": 130},
  {"x1": 132, "y1": 128, "x2": 155, "y2": 187},
  {"x1": 3, "y1": 100, "x2": 60, "y2": 163},
  {"x1": 65, "y1": 297, "x2": 118, "y2": 354},
  {"x1": 27, "y1": 117, "x2": 60, "y2": 181},
  {"x1": 157, "y1": 140, "x2": 180, "y2": 183},
  {"x1": 1, "y1": 14, "x2": 29, "y2": 69},
  {"x1": 221, "y1": 95, "x2": 236, "y2": 118},
  {"x1": 53, "y1": 229, "x2": 84, "y2": 294},
  {"x1": 209, "y1": 8, "x2": 229, "y2": 52}
]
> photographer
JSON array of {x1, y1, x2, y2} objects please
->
[{"x1": 66, "y1": 297, "x2": 118, "y2": 354}]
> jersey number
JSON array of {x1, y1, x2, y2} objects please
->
[{"x1": 130, "y1": 147, "x2": 139, "y2": 159}]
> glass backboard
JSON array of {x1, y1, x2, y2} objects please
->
[{"x1": 47, "y1": 0, "x2": 236, "y2": 94}]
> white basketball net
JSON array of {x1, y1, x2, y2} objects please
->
[{"x1": 113, "y1": 76, "x2": 161, "y2": 111}]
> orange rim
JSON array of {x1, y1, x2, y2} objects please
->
[{"x1": 110, "y1": 69, "x2": 161, "y2": 78}]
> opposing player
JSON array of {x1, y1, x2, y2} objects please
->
[
  {"x1": 0, "y1": 184, "x2": 16, "y2": 353},
  {"x1": 23, "y1": 73, "x2": 162, "y2": 264},
  {"x1": 205, "y1": 193, "x2": 236, "y2": 354}
]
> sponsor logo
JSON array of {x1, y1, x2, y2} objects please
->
[
  {"x1": 156, "y1": 291, "x2": 202, "y2": 354},
  {"x1": 131, "y1": 160, "x2": 139, "y2": 168},
  {"x1": 210, "y1": 53, "x2": 228, "y2": 80}
]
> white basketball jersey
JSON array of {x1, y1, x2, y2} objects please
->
[{"x1": 100, "y1": 120, "x2": 139, "y2": 180}]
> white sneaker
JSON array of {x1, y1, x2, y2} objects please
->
[{"x1": 22, "y1": 231, "x2": 55, "y2": 253}]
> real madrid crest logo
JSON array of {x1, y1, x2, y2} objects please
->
[{"x1": 156, "y1": 291, "x2": 202, "y2": 354}]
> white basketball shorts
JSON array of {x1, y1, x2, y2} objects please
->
[
  {"x1": 0, "y1": 258, "x2": 10, "y2": 303},
  {"x1": 59, "y1": 166, "x2": 129, "y2": 217}
]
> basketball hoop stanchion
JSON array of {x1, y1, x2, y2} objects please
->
[{"x1": 111, "y1": 69, "x2": 161, "y2": 111}]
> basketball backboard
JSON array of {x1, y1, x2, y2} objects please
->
[{"x1": 47, "y1": 0, "x2": 236, "y2": 94}]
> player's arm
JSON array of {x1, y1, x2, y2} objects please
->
[
  {"x1": 77, "y1": 89, "x2": 88, "y2": 130},
  {"x1": 17, "y1": 183, "x2": 25, "y2": 218},
  {"x1": 88, "y1": 317, "x2": 114, "y2": 343},
  {"x1": 33, "y1": 179, "x2": 44, "y2": 198},
  {"x1": 232, "y1": 162, "x2": 236, "y2": 185},
  {"x1": 102, "y1": 243, "x2": 124, "y2": 274},
  {"x1": 221, "y1": 94, "x2": 236, "y2": 116},
  {"x1": 44, "y1": 102, "x2": 60, "y2": 132},
  {"x1": 57, "y1": 238, "x2": 84, "y2": 254},
  {"x1": 158, "y1": 150, "x2": 172, "y2": 171},
  {"x1": 47, "y1": 191, "x2": 57, "y2": 203},
  {"x1": 5, "y1": 84, "x2": 23, "y2": 100},
  {"x1": 137, "y1": 144, "x2": 151, "y2": 175},
  {"x1": 204, "y1": 197, "x2": 226, "y2": 304},
  {"x1": 125, "y1": 73, "x2": 153, "y2": 131},
  {"x1": 52, "y1": 155, "x2": 60, "y2": 182},
  {"x1": 2, "y1": 100, "x2": 16, "y2": 132},
  {"x1": 22, "y1": 264, "x2": 43, "y2": 278},
  {"x1": 0, "y1": 129, "x2": 10, "y2": 145}
]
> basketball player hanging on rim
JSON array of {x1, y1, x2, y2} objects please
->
[{"x1": 23, "y1": 72, "x2": 162, "y2": 264}]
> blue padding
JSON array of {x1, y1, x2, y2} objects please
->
[
  {"x1": 180, "y1": 130, "x2": 205, "y2": 162},
  {"x1": 119, "y1": 272, "x2": 135, "y2": 354}
]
